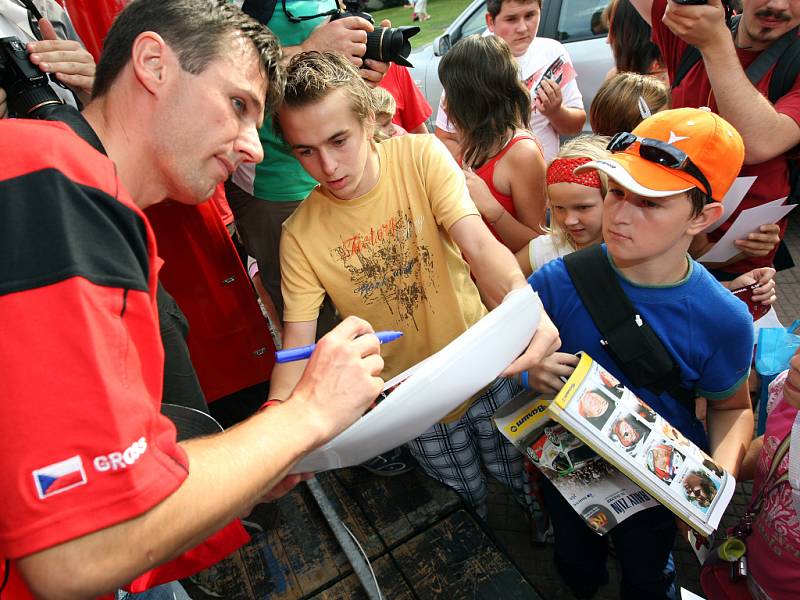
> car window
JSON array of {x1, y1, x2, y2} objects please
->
[
  {"x1": 557, "y1": 0, "x2": 608, "y2": 41},
  {"x1": 457, "y1": 3, "x2": 488, "y2": 42}
]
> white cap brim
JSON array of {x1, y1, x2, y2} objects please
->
[{"x1": 575, "y1": 159, "x2": 694, "y2": 198}]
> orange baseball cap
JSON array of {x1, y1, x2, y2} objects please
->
[{"x1": 576, "y1": 108, "x2": 744, "y2": 202}]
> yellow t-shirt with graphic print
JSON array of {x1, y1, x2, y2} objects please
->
[{"x1": 281, "y1": 134, "x2": 487, "y2": 402}]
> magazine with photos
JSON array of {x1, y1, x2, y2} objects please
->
[
  {"x1": 494, "y1": 390, "x2": 658, "y2": 535},
  {"x1": 548, "y1": 353, "x2": 737, "y2": 536}
]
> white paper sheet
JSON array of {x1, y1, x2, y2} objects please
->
[
  {"x1": 698, "y1": 198, "x2": 795, "y2": 264},
  {"x1": 292, "y1": 286, "x2": 542, "y2": 473},
  {"x1": 703, "y1": 176, "x2": 756, "y2": 233},
  {"x1": 680, "y1": 588, "x2": 706, "y2": 600}
]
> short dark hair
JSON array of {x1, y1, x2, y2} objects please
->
[
  {"x1": 687, "y1": 187, "x2": 710, "y2": 217},
  {"x1": 93, "y1": 0, "x2": 284, "y2": 116},
  {"x1": 486, "y1": 0, "x2": 542, "y2": 19}
]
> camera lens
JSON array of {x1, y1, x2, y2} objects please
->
[{"x1": 364, "y1": 26, "x2": 419, "y2": 68}]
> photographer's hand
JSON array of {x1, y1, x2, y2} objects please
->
[
  {"x1": 301, "y1": 16, "x2": 372, "y2": 67},
  {"x1": 359, "y1": 19, "x2": 391, "y2": 88},
  {"x1": 662, "y1": 0, "x2": 729, "y2": 53},
  {"x1": 27, "y1": 18, "x2": 95, "y2": 105},
  {"x1": 0, "y1": 87, "x2": 7, "y2": 119}
]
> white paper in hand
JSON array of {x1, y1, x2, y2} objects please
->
[
  {"x1": 292, "y1": 286, "x2": 542, "y2": 473},
  {"x1": 699, "y1": 199, "x2": 795, "y2": 264}
]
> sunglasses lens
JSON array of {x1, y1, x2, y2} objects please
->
[
  {"x1": 640, "y1": 143, "x2": 680, "y2": 168},
  {"x1": 608, "y1": 132, "x2": 635, "y2": 152}
]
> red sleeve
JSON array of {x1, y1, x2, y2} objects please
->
[
  {"x1": 0, "y1": 133, "x2": 190, "y2": 559},
  {"x1": 0, "y1": 279, "x2": 190, "y2": 559},
  {"x1": 650, "y1": 0, "x2": 688, "y2": 78},
  {"x1": 774, "y1": 67, "x2": 800, "y2": 127},
  {"x1": 380, "y1": 64, "x2": 432, "y2": 132}
]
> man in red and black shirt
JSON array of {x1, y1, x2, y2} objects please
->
[
  {"x1": 632, "y1": 0, "x2": 800, "y2": 279},
  {"x1": 0, "y1": 1, "x2": 385, "y2": 597}
]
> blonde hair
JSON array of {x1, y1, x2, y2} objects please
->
[
  {"x1": 546, "y1": 135, "x2": 611, "y2": 250},
  {"x1": 371, "y1": 87, "x2": 397, "y2": 142},
  {"x1": 371, "y1": 87, "x2": 397, "y2": 120},
  {"x1": 276, "y1": 51, "x2": 374, "y2": 138},
  {"x1": 589, "y1": 72, "x2": 669, "y2": 137}
]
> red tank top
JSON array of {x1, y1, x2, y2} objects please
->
[{"x1": 473, "y1": 134, "x2": 540, "y2": 243}]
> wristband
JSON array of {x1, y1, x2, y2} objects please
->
[
  {"x1": 259, "y1": 399, "x2": 283, "y2": 412},
  {"x1": 520, "y1": 370, "x2": 530, "y2": 390}
]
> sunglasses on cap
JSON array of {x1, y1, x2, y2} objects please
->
[{"x1": 607, "y1": 132, "x2": 713, "y2": 200}]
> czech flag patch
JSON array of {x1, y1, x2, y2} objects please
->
[{"x1": 33, "y1": 455, "x2": 87, "y2": 499}]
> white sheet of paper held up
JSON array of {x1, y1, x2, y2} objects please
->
[
  {"x1": 703, "y1": 176, "x2": 756, "y2": 234},
  {"x1": 698, "y1": 198, "x2": 795, "y2": 264},
  {"x1": 291, "y1": 286, "x2": 542, "y2": 474}
]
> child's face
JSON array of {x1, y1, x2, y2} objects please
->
[
  {"x1": 548, "y1": 182, "x2": 604, "y2": 249},
  {"x1": 602, "y1": 179, "x2": 698, "y2": 267},
  {"x1": 377, "y1": 114, "x2": 396, "y2": 138},
  {"x1": 280, "y1": 88, "x2": 377, "y2": 200},
  {"x1": 486, "y1": 0, "x2": 541, "y2": 57}
]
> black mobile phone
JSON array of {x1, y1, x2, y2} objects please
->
[{"x1": 534, "y1": 56, "x2": 565, "y2": 94}]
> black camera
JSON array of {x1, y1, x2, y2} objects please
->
[
  {"x1": 332, "y1": 1, "x2": 419, "y2": 68},
  {"x1": 0, "y1": 36, "x2": 67, "y2": 118}
]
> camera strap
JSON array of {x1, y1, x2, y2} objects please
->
[
  {"x1": 18, "y1": 0, "x2": 42, "y2": 22},
  {"x1": 241, "y1": 0, "x2": 279, "y2": 25}
]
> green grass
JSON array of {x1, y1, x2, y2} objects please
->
[{"x1": 372, "y1": 0, "x2": 475, "y2": 48}]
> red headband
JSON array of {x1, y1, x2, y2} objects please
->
[{"x1": 546, "y1": 157, "x2": 602, "y2": 189}]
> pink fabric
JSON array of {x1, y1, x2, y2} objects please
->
[{"x1": 748, "y1": 370, "x2": 800, "y2": 599}]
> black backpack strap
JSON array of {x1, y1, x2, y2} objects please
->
[
  {"x1": 671, "y1": 46, "x2": 701, "y2": 92},
  {"x1": 768, "y1": 32, "x2": 800, "y2": 102},
  {"x1": 563, "y1": 246, "x2": 697, "y2": 414},
  {"x1": 241, "y1": 0, "x2": 280, "y2": 25},
  {"x1": 744, "y1": 25, "x2": 799, "y2": 89}
]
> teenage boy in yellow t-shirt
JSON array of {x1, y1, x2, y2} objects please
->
[{"x1": 269, "y1": 51, "x2": 558, "y2": 516}]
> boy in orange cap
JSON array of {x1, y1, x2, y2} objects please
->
[{"x1": 523, "y1": 108, "x2": 761, "y2": 598}]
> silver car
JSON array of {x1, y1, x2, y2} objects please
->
[{"x1": 408, "y1": 0, "x2": 613, "y2": 132}]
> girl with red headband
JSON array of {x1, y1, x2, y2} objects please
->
[{"x1": 516, "y1": 135, "x2": 610, "y2": 276}]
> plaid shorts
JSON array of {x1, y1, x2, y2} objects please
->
[{"x1": 407, "y1": 377, "x2": 524, "y2": 517}]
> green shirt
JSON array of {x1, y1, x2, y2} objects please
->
[{"x1": 233, "y1": 0, "x2": 335, "y2": 202}]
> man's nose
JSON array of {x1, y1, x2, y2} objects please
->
[
  {"x1": 765, "y1": 0, "x2": 790, "y2": 12},
  {"x1": 235, "y1": 124, "x2": 264, "y2": 165}
]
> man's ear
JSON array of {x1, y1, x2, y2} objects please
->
[
  {"x1": 130, "y1": 32, "x2": 170, "y2": 95},
  {"x1": 687, "y1": 201, "x2": 724, "y2": 236},
  {"x1": 485, "y1": 12, "x2": 495, "y2": 32}
]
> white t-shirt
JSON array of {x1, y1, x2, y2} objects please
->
[
  {"x1": 527, "y1": 233, "x2": 574, "y2": 273},
  {"x1": 436, "y1": 36, "x2": 584, "y2": 163},
  {"x1": 0, "y1": 0, "x2": 83, "y2": 109}
]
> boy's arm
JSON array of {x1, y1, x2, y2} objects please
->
[
  {"x1": 706, "y1": 383, "x2": 754, "y2": 477},
  {"x1": 448, "y1": 215, "x2": 561, "y2": 370},
  {"x1": 738, "y1": 434, "x2": 764, "y2": 481},
  {"x1": 448, "y1": 214, "x2": 527, "y2": 308},
  {"x1": 268, "y1": 320, "x2": 319, "y2": 402}
]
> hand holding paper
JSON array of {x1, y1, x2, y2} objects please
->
[{"x1": 698, "y1": 198, "x2": 795, "y2": 264}]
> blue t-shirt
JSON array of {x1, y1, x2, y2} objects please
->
[{"x1": 530, "y1": 245, "x2": 753, "y2": 449}]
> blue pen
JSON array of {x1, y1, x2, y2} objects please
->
[{"x1": 275, "y1": 330, "x2": 404, "y2": 363}]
